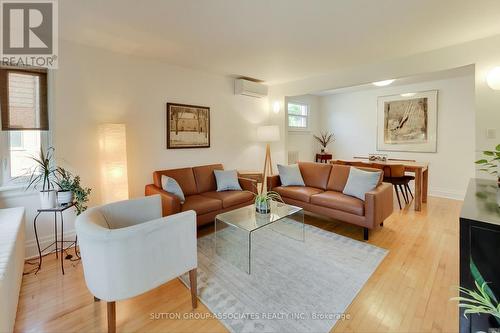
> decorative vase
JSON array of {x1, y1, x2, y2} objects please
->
[
  {"x1": 255, "y1": 200, "x2": 270, "y2": 214},
  {"x1": 40, "y1": 190, "x2": 57, "y2": 209},
  {"x1": 320, "y1": 148, "x2": 326, "y2": 153},
  {"x1": 57, "y1": 191, "x2": 73, "y2": 205}
]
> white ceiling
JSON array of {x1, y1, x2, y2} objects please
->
[
  {"x1": 60, "y1": 0, "x2": 500, "y2": 84},
  {"x1": 312, "y1": 65, "x2": 475, "y2": 96}
]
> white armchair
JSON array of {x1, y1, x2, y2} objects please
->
[{"x1": 75, "y1": 195, "x2": 197, "y2": 333}]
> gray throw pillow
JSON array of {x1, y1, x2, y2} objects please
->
[
  {"x1": 214, "y1": 170, "x2": 242, "y2": 192},
  {"x1": 277, "y1": 164, "x2": 305, "y2": 187},
  {"x1": 343, "y1": 167, "x2": 382, "y2": 201},
  {"x1": 161, "y1": 175, "x2": 185, "y2": 203}
]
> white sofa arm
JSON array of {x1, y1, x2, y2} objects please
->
[{"x1": 76, "y1": 210, "x2": 197, "y2": 301}]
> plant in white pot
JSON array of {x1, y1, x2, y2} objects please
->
[
  {"x1": 24, "y1": 147, "x2": 57, "y2": 209},
  {"x1": 313, "y1": 131, "x2": 335, "y2": 154},
  {"x1": 55, "y1": 167, "x2": 91, "y2": 215},
  {"x1": 55, "y1": 167, "x2": 74, "y2": 206}
]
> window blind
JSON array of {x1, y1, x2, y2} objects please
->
[{"x1": 0, "y1": 68, "x2": 48, "y2": 130}]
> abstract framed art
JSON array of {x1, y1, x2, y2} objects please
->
[
  {"x1": 377, "y1": 90, "x2": 438, "y2": 152},
  {"x1": 166, "y1": 103, "x2": 210, "y2": 149}
]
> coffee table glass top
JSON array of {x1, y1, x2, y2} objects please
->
[{"x1": 215, "y1": 201, "x2": 302, "y2": 232}]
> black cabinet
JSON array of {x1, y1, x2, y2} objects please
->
[{"x1": 460, "y1": 179, "x2": 500, "y2": 333}]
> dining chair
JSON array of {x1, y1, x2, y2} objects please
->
[{"x1": 375, "y1": 164, "x2": 412, "y2": 209}]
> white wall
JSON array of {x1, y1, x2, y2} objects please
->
[
  {"x1": 319, "y1": 74, "x2": 475, "y2": 199},
  {"x1": 285, "y1": 94, "x2": 321, "y2": 162},
  {"x1": 0, "y1": 40, "x2": 270, "y2": 258}
]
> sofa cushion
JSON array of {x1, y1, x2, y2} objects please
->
[
  {"x1": 326, "y1": 164, "x2": 351, "y2": 192},
  {"x1": 154, "y1": 168, "x2": 198, "y2": 196},
  {"x1": 298, "y1": 162, "x2": 332, "y2": 190},
  {"x1": 274, "y1": 186, "x2": 323, "y2": 203},
  {"x1": 310, "y1": 191, "x2": 365, "y2": 216},
  {"x1": 327, "y1": 164, "x2": 383, "y2": 192},
  {"x1": 161, "y1": 175, "x2": 185, "y2": 203},
  {"x1": 214, "y1": 170, "x2": 242, "y2": 191},
  {"x1": 193, "y1": 164, "x2": 224, "y2": 193},
  {"x1": 343, "y1": 167, "x2": 382, "y2": 201},
  {"x1": 181, "y1": 195, "x2": 222, "y2": 215},
  {"x1": 277, "y1": 164, "x2": 305, "y2": 186},
  {"x1": 201, "y1": 191, "x2": 254, "y2": 208}
]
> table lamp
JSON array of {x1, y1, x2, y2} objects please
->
[{"x1": 257, "y1": 125, "x2": 280, "y2": 193}]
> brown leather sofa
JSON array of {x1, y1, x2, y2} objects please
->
[
  {"x1": 267, "y1": 162, "x2": 393, "y2": 240},
  {"x1": 145, "y1": 164, "x2": 257, "y2": 227}
]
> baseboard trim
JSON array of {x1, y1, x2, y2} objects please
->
[
  {"x1": 25, "y1": 230, "x2": 76, "y2": 260},
  {"x1": 428, "y1": 188, "x2": 464, "y2": 201}
]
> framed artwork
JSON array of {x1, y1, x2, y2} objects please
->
[
  {"x1": 166, "y1": 103, "x2": 210, "y2": 149},
  {"x1": 377, "y1": 90, "x2": 438, "y2": 152}
]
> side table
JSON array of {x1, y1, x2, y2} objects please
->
[
  {"x1": 315, "y1": 153, "x2": 332, "y2": 163},
  {"x1": 33, "y1": 202, "x2": 80, "y2": 275}
]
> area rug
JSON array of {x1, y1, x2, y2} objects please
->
[{"x1": 180, "y1": 220, "x2": 387, "y2": 333}]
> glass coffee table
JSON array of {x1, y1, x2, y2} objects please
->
[{"x1": 214, "y1": 201, "x2": 304, "y2": 274}]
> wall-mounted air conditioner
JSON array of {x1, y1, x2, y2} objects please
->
[{"x1": 234, "y1": 79, "x2": 268, "y2": 98}]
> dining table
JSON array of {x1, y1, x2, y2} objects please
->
[{"x1": 332, "y1": 158, "x2": 429, "y2": 212}]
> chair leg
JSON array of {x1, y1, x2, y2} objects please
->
[
  {"x1": 403, "y1": 184, "x2": 410, "y2": 202},
  {"x1": 189, "y1": 268, "x2": 198, "y2": 309},
  {"x1": 107, "y1": 302, "x2": 116, "y2": 333},
  {"x1": 380, "y1": 221, "x2": 384, "y2": 227},
  {"x1": 399, "y1": 185, "x2": 408, "y2": 204},
  {"x1": 406, "y1": 183, "x2": 414, "y2": 199},
  {"x1": 394, "y1": 185, "x2": 402, "y2": 209},
  {"x1": 363, "y1": 227, "x2": 369, "y2": 241}
]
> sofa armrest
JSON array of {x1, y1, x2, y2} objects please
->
[
  {"x1": 238, "y1": 177, "x2": 258, "y2": 194},
  {"x1": 364, "y1": 182, "x2": 393, "y2": 228},
  {"x1": 267, "y1": 175, "x2": 281, "y2": 191},
  {"x1": 145, "y1": 184, "x2": 181, "y2": 217}
]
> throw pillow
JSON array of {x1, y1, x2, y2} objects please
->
[
  {"x1": 161, "y1": 175, "x2": 186, "y2": 203},
  {"x1": 277, "y1": 164, "x2": 305, "y2": 187},
  {"x1": 343, "y1": 167, "x2": 382, "y2": 201},
  {"x1": 214, "y1": 170, "x2": 242, "y2": 191}
]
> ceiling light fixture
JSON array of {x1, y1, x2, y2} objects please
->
[
  {"x1": 486, "y1": 67, "x2": 500, "y2": 90},
  {"x1": 372, "y1": 79, "x2": 395, "y2": 87},
  {"x1": 401, "y1": 93, "x2": 416, "y2": 97}
]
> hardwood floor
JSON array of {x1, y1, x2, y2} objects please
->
[{"x1": 14, "y1": 196, "x2": 461, "y2": 332}]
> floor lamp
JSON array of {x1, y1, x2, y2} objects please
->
[{"x1": 257, "y1": 125, "x2": 280, "y2": 193}]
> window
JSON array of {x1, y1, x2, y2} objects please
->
[
  {"x1": 287, "y1": 102, "x2": 309, "y2": 129},
  {"x1": 0, "y1": 67, "x2": 49, "y2": 186}
]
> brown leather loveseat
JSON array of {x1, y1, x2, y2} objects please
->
[
  {"x1": 267, "y1": 162, "x2": 393, "y2": 240},
  {"x1": 145, "y1": 164, "x2": 257, "y2": 227}
]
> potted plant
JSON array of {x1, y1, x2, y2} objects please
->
[
  {"x1": 452, "y1": 259, "x2": 500, "y2": 332},
  {"x1": 55, "y1": 167, "x2": 74, "y2": 205},
  {"x1": 55, "y1": 167, "x2": 91, "y2": 215},
  {"x1": 476, "y1": 144, "x2": 500, "y2": 187},
  {"x1": 452, "y1": 281, "x2": 500, "y2": 331},
  {"x1": 24, "y1": 147, "x2": 57, "y2": 209},
  {"x1": 313, "y1": 131, "x2": 335, "y2": 153},
  {"x1": 254, "y1": 191, "x2": 283, "y2": 214}
]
